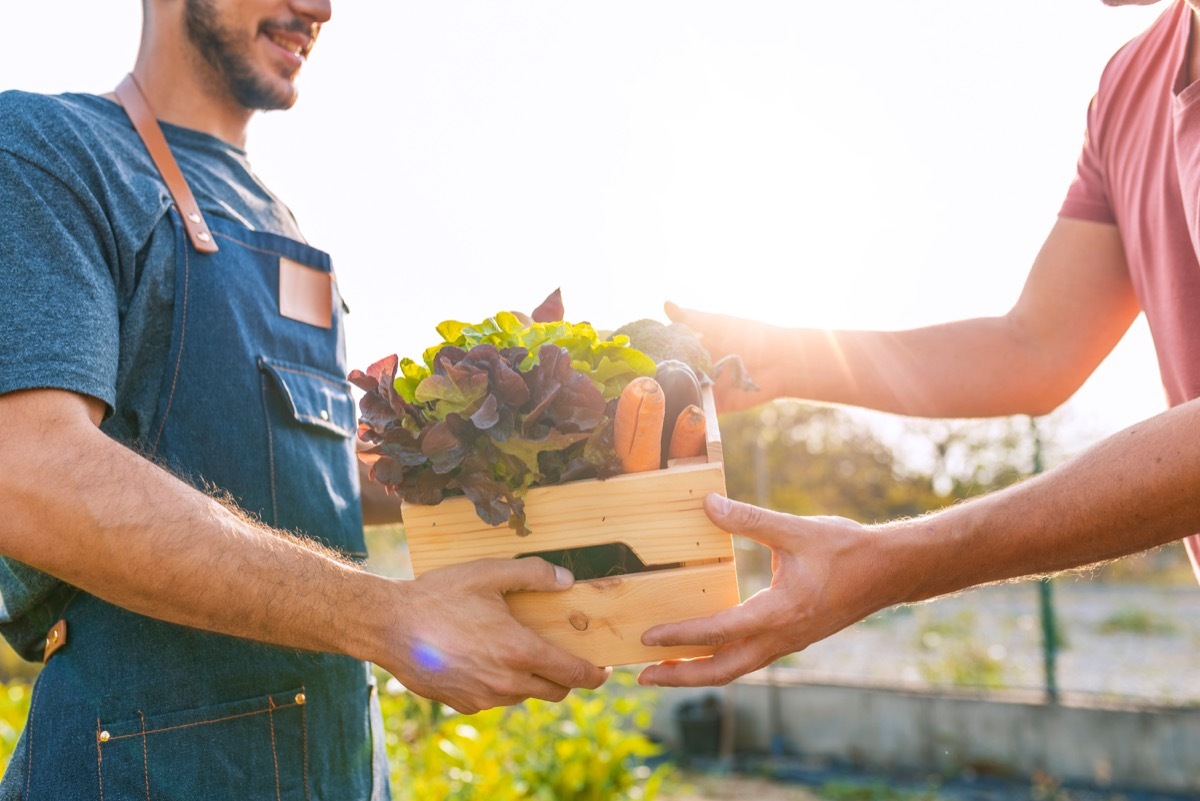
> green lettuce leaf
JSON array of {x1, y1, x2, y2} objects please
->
[{"x1": 350, "y1": 295, "x2": 660, "y2": 534}]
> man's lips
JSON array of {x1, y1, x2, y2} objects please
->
[{"x1": 262, "y1": 27, "x2": 315, "y2": 64}]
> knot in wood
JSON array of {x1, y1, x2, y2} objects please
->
[{"x1": 568, "y1": 611, "x2": 590, "y2": 631}]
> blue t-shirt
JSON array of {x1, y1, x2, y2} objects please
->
[{"x1": 0, "y1": 90, "x2": 311, "y2": 657}]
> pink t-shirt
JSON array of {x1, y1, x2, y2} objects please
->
[{"x1": 1059, "y1": 0, "x2": 1200, "y2": 576}]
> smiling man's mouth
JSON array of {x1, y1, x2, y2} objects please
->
[
  {"x1": 261, "y1": 18, "x2": 320, "y2": 63},
  {"x1": 266, "y1": 30, "x2": 310, "y2": 59},
  {"x1": 269, "y1": 33, "x2": 300, "y2": 55}
]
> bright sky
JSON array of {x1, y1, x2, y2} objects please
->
[{"x1": 2, "y1": 1, "x2": 1173, "y2": 453}]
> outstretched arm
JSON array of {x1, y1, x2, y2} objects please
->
[
  {"x1": 0, "y1": 388, "x2": 608, "y2": 713},
  {"x1": 670, "y1": 217, "x2": 1140, "y2": 418},
  {"x1": 638, "y1": 395, "x2": 1200, "y2": 687}
]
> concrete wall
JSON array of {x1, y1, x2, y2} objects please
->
[{"x1": 647, "y1": 670, "x2": 1200, "y2": 795}]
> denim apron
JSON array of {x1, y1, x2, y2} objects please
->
[{"x1": 2, "y1": 88, "x2": 391, "y2": 801}]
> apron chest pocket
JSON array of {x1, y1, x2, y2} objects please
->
[
  {"x1": 97, "y1": 687, "x2": 309, "y2": 800},
  {"x1": 256, "y1": 356, "x2": 366, "y2": 557},
  {"x1": 259, "y1": 356, "x2": 357, "y2": 438}
]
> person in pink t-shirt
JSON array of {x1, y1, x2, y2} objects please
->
[{"x1": 637, "y1": 0, "x2": 1200, "y2": 689}]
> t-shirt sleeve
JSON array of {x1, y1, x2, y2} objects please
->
[
  {"x1": 1059, "y1": 94, "x2": 1117, "y2": 224},
  {"x1": 0, "y1": 148, "x2": 120, "y2": 412}
]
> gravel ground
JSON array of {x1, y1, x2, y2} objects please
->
[
  {"x1": 775, "y1": 579, "x2": 1200, "y2": 706},
  {"x1": 659, "y1": 767, "x2": 1199, "y2": 801},
  {"x1": 660, "y1": 577, "x2": 1200, "y2": 801}
]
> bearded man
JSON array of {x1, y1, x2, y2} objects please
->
[{"x1": 0, "y1": 2, "x2": 608, "y2": 798}]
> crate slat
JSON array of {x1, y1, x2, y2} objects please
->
[
  {"x1": 399, "y1": 377, "x2": 741, "y2": 666},
  {"x1": 403, "y1": 460, "x2": 731, "y2": 574},
  {"x1": 506, "y1": 562, "x2": 741, "y2": 666}
]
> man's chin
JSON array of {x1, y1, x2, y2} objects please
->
[{"x1": 231, "y1": 75, "x2": 300, "y2": 111}]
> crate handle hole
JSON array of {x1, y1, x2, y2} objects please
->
[{"x1": 514, "y1": 541, "x2": 680, "y2": 581}]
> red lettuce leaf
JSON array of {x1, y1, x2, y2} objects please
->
[{"x1": 531, "y1": 287, "x2": 564, "y2": 323}]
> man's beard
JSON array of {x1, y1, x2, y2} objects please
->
[{"x1": 184, "y1": 0, "x2": 298, "y2": 111}]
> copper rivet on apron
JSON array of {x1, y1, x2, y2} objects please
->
[
  {"x1": 197, "y1": 231, "x2": 211, "y2": 242},
  {"x1": 99, "y1": 731, "x2": 111, "y2": 743},
  {"x1": 187, "y1": 212, "x2": 201, "y2": 223},
  {"x1": 295, "y1": 692, "x2": 306, "y2": 705}
]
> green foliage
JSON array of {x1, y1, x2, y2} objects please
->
[
  {"x1": 351, "y1": 311, "x2": 658, "y2": 536},
  {"x1": 0, "y1": 682, "x2": 30, "y2": 762},
  {"x1": 381, "y1": 669, "x2": 674, "y2": 800},
  {"x1": 817, "y1": 780, "x2": 938, "y2": 801},
  {"x1": 718, "y1": 402, "x2": 1063, "y2": 524},
  {"x1": 914, "y1": 610, "x2": 1005, "y2": 689},
  {"x1": 719, "y1": 402, "x2": 950, "y2": 522},
  {"x1": 1097, "y1": 607, "x2": 1179, "y2": 636},
  {"x1": 419, "y1": 314, "x2": 658, "y2": 402},
  {"x1": 0, "y1": 645, "x2": 41, "y2": 685},
  {"x1": 0, "y1": 671, "x2": 672, "y2": 797}
]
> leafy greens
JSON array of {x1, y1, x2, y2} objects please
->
[{"x1": 349, "y1": 304, "x2": 658, "y2": 536}]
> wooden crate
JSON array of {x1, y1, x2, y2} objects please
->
[{"x1": 401, "y1": 384, "x2": 740, "y2": 667}]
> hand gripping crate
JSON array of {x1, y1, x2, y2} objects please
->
[{"x1": 401, "y1": 384, "x2": 741, "y2": 667}]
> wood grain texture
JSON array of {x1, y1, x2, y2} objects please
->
[
  {"x1": 400, "y1": 382, "x2": 740, "y2": 665},
  {"x1": 506, "y1": 562, "x2": 740, "y2": 666},
  {"x1": 403, "y1": 460, "x2": 732, "y2": 574}
]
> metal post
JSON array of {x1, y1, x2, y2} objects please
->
[
  {"x1": 1031, "y1": 418, "x2": 1059, "y2": 704},
  {"x1": 1039, "y1": 578, "x2": 1059, "y2": 704},
  {"x1": 756, "y1": 435, "x2": 788, "y2": 757}
]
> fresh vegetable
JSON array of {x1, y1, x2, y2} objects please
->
[
  {"x1": 613, "y1": 376, "x2": 666, "y2": 473},
  {"x1": 666, "y1": 404, "x2": 707, "y2": 462},
  {"x1": 653, "y1": 359, "x2": 703, "y2": 467},
  {"x1": 530, "y1": 287, "x2": 564, "y2": 323},
  {"x1": 610, "y1": 318, "x2": 759, "y2": 392},
  {"x1": 350, "y1": 292, "x2": 658, "y2": 536}
]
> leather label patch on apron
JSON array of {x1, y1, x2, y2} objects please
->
[
  {"x1": 43, "y1": 619, "x2": 67, "y2": 663},
  {"x1": 279, "y1": 257, "x2": 333, "y2": 329}
]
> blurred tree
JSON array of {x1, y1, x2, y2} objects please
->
[
  {"x1": 718, "y1": 401, "x2": 1064, "y2": 598},
  {"x1": 717, "y1": 400, "x2": 1043, "y2": 522},
  {"x1": 716, "y1": 400, "x2": 1192, "y2": 587}
]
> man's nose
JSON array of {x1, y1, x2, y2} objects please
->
[{"x1": 292, "y1": 0, "x2": 332, "y2": 25}]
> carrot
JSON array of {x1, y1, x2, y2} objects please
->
[
  {"x1": 666, "y1": 404, "x2": 707, "y2": 462},
  {"x1": 614, "y1": 376, "x2": 665, "y2": 473}
]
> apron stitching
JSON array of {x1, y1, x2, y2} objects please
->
[
  {"x1": 138, "y1": 711, "x2": 149, "y2": 801},
  {"x1": 301, "y1": 685, "x2": 310, "y2": 801},
  {"x1": 151, "y1": 224, "x2": 190, "y2": 455},
  {"x1": 268, "y1": 363, "x2": 350, "y2": 390},
  {"x1": 95, "y1": 718, "x2": 105, "y2": 801},
  {"x1": 55, "y1": 587, "x2": 82, "y2": 620},
  {"x1": 99, "y1": 700, "x2": 305, "y2": 742},
  {"x1": 23, "y1": 676, "x2": 44, "y2": 800},
  {"x1": 267, "y1": 698, "x2": 281, "y2": 801},
  {"x1": 261, "y1": 372, "x2": 280, "y2": 524},
  {"x1": 211, "y1": 229, "x2": 329, "y2": 268}
]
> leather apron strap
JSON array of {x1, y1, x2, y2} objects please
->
[{"x1": 113, "y1": 73, "x2": 220, "y2": 255}]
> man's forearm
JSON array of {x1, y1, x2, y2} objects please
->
[
  {"x1": 885, "y1": 397, "x2": 1200, "y2": 604},
  {"x1": 776, "y1": 319, "x2": 1054, "y2": 418},
  {"x1": 2, "y1": 403, "x2": 391, "y2": 663},
  {"x1": 0, "y1": 389, "x2": 610, "y2": 711}
]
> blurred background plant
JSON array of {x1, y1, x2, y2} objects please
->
[
  {"x1": 380, "y1": 667, "x2": 672, "y2": 800},
  {"x1": 0, "y1": 665, "x2": 671, "y2": 799}
]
